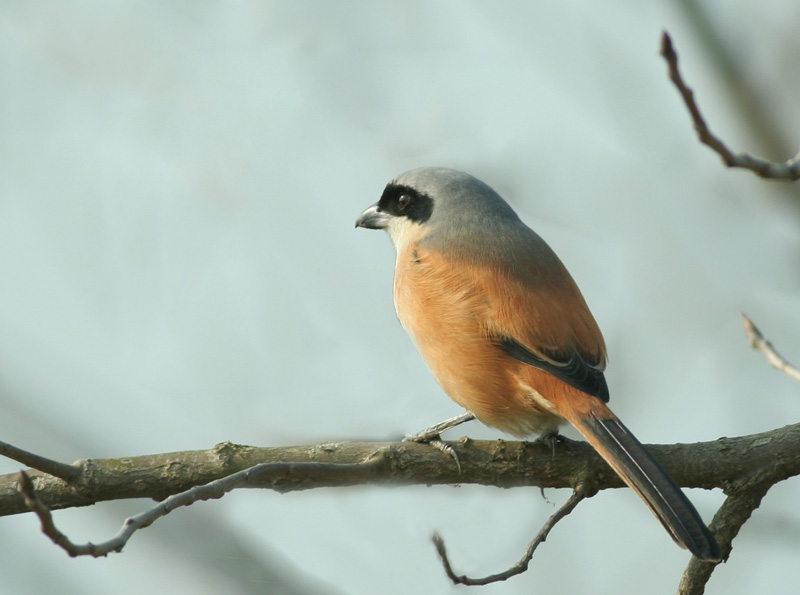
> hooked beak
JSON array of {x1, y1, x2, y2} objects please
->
[{"x1": 355, "y1": 203, "x2": 391, "y2": 230}]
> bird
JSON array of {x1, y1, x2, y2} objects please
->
[{"x1": 355, "y1": 166, "x2": 720, "y2": 561}]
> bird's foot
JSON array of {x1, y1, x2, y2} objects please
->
[
  {"x1": 535, "y1": 431, "x2": 563, "y2": 457},
  {"x1": 403, "y1": 412, "x2": 476, "y2": 473}
]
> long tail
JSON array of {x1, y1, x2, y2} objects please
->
[{"x1": 564, "y1": 402, "x2": 720, "y2": 561}]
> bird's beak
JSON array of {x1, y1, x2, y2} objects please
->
[{"x1": 355, "y1": 203, "x2": 390, "y2": 230}]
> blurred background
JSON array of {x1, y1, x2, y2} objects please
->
[{"x1": 1, "y1": 2, "x2": 799, "y2": 593}]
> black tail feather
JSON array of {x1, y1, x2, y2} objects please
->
[{"x1": 576, "y1": 414, "x2": 720, "y2": 561}]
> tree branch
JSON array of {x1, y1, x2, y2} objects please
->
[
  {"x1": 678, "y1": 482, "x2": 771, "y2": 595},
  {"x1": 18, "y1": 455, "x2": 389, "y2": 557},
  {"x1": 7, "y1": 424, "x2": 799, "y2": 586},
  {"x1": 673, "y1": 314, "x2": 800, "y2": 593},
  {"x1": 433, "y1": 487, "x2": 588, "y2": 585},
  {"x1": 742, "y1": 312, "x2": 800, "y2": 383},
  {"x1": 0, "y1": 440, "x2": 82, "y2": 482},
  {"x1": 4, "y1": 315, "x2": 799, "y2": 590},
  {"x1": 3, "y1": 425, "x2": 799, "y2": 519},
  {"x1": 660, "y1": 31, "x2": 800, "y2": 181}
]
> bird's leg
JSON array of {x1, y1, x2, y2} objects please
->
[
  {"x1": 404, "y1": 411, "x2": 476, "y2": 443},
  {"x1": 403, "y1": 412, "x2": 476, "y2": 473}
]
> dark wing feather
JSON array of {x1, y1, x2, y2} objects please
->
[{"x1": 496, "y1": 336, "x2": 609, "y2": 402}]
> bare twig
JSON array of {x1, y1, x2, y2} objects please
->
[
  {"x1": 660, "y1": 31, "x2": 800, "y2": 181},
  {"x1": 19, "y1": 455, "x2": 387, "y2": 557},
  {"x1": 18, "y1": 471, "x2": 90, "y2": 555},
  {"x1": 0, "y1": 441, "x2": 81, "y2": 482},
  {"x1": 432, "y1": 488, "x2": 586, "y2": 585},
  {"x1": 741, "y1": 313, "x2": 800, "y2": 383}
]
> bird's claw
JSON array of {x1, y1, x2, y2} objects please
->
[
  {"x1": 404, "y1": 432, "x2": 462, "y2": 474},
  {"x1": 536, "y1": 431, "x2": 562, "y2": 458},
  {"x1": 430, "y1": 438, "x2": 462, "y2": 474},
  {"x1": 402, "y1": 412, "x2": 475, "y2": 473}
]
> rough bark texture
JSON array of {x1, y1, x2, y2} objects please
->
[{"x1": 2, "y1": 422, "x2": 798, "y2": 517}]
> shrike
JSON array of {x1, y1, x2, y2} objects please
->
[{"x1": 356, "y1": 167, "x2": 719, "y2": 560}]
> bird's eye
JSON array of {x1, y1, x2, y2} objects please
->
[{"x1": 397, "y1": 193, "x2": 411, "y2": 210}]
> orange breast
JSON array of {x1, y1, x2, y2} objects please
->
[{"x1": 393, "y1": 244, "x2": 572, "y2": 437}]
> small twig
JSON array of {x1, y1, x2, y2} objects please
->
[
  {"x1": 433, "y1": 488, "x2": 586, "y2": 585},
  {"x1": 18, "y1": 471, "x2": 90, "y2": 555},
  {"x1": 20, "y1": 456, "x2": 387, "y2": 557},
  {"x1": 0, "y1": 441, "x2": 82, "y2": 482},
  {"x1": 741, "y1": 313, "x2": 800, "y2": 383},
  {"x1": 660, "y1": 31, "x2": 800, "y2": 181}
]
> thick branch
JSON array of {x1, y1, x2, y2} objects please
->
[
  {"x1": 678, "y1": 482, "x2": 771, "y2": 595},
  {"x1": 2, "y1": 423, "x2": 799, "y2": 518}
]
